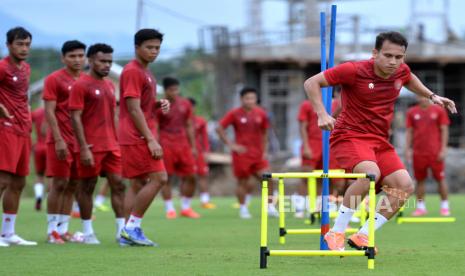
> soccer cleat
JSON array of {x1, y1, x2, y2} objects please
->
[
  {"x1": 201, "y1": 202, "x2": 217, "y2": 209},
  {"x1": 71, "y1": 211, "x2": 81, "y2": 219},
  {"x1": 81, "y1": 233, "x2": 100, "y2": 245},
  {"x1": 239, "y1": 209, "x2": 252, "y2": 219},
  {"x1": 118, "y1": 237, "x2": 135, "y2": 247},
  {"x1": 47, "y1": 231, "x2": 65, "y2": 244},
  {"x1": 0, "y1": 237, "x2": 10, "y2": 247},
  {"x1": 440, "y1": 208, "x2": 450, "y2": 216},
  {"x1": 120, "y1": 227, "x2": 157, "y2": 246},
  {"x1": 95, "y1": 204, "x2": 110, "y2": 212},
  {"x1": 324, "y1": 231, "x2": 345, "y2": 251},
  {"x1": 60, "y1": 232, "x2": 76, "y2": 242},
  {"x1": 35, "y1": 198, "x2": 42, "y2": 211},
  {"x1": 180, "y1": 208, "x2": 201, "y2": 219},
  {"x1": 166, "y1": 210, "x2": 177, "y2": 219},
  {"x1": 412, "y1": 209, "x2": 427, "y2": 217},
  {"x1": 3, "y1": 234, "x2": 38, "y2": 246},
  {"x1": 348, "y1": 233, "x2": 378, "y2": 255}
]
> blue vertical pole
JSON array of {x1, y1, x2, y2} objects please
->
[{"x1": 320, "y1": 4, "x2": 337, "y2": 250}]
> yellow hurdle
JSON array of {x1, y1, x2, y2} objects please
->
[
  {"x1": 396, "y1": 206, "x2": 456, "y2": 224},
  {"x1": 260, "y1": 172, "x2": 377, "y2": 270}
]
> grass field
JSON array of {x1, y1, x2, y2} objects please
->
[{"x1": 0, "y1": 194, "x2": 463, "y2": 276}]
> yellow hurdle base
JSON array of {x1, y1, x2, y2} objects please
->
[
  {"x1": 286, "y1": 228, "x2": 358, "y2": 235},
  {"x1": 397, "y1": 217, "x2": 456, "y2": 224},
  {"x1": 269, "y1": 250, "x2": 366, "y2": 257}
]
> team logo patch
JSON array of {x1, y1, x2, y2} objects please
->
[
  {"x1": 240, "y1": 117, "x2": 247, "y2": 124},
  {"x1": 68, "y1": 85, "x2": 72, "y2": 91},
  {"x1": 12, "y1": 76, "x2": 18, "y2": 82},
  {"x1": 368, "y1": 83, "x2": 374, "y2": 89},
  {"x1": 95, "y1": 89, "x2": 100, "y2": 95},
  {"x1": 414, "y1": 114, "x2": 421, "y2": 120}
]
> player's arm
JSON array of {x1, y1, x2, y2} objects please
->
[
  {"x1": 71, "y1": 109, "x2": 94, "y2": 166},
  {"x1": 405, "y1": 126, "x2": 413, "y2": 164},
  {"x1": 186, "y1": 117, "x2": 198, "y2": 157},
  {"x1": 126, "y1": 98, "x2": 162, "y2": 159},
  {"x1": 299, "y1": 121, "x2": 312, "y2": 159},
  {"x1": 215, "y1": 124, "x2": 245, "y2": 153},
  {"x1": 45, "y1": 100, "x2": 68, "y2": 160},
  {"x1": 262, "y1": 127, "x2": 269, "y2": 159},
  {"x1": 438, "y1": 124, "x2": 449, "y2": 161},
  {"x1": 405, "y1": 73, "x2": 457, "y2": 113},
  {"x1": 303, "y1": 72, "x2": 336, "y2": 130}
]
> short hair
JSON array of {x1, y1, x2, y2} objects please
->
[
  {"x1": 86, "y1": 43, "x2": 113, "y2": 58},
  {"x1": 135, "y1": 29, "x2": 164, "y2": 46},
  {"x1": 188, "y1": 97, "x2": 197, "y2": 106},
  {"x1": 162, "y1": 77, "x2": 180, "y2": 90},
  {"x1": 240, "y1": 87, "x2": 258, "y2": 97},
  {"x1": 61, "y1": 40, "x2": 86, "y2": 56},
  {"x1": 6, "y1": 27, "x2": 32, "y2": 44},
  {"x1": 375, "y1": 31, "x2": 408, "y2": 51}
]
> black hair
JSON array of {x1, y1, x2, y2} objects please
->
[
  {"x1": 61, "y1": 40, "x2": 86, "y2": 55},
  {"x1": 188, "y1": 97, "x2": 197, "y2": 106},
  {"x1": 135, "y1": 29, "x2": 164, "y2": 46},
  {"x1": 86, "y1": 43, "x2": 113, "y2": 58},
  {"x1": 6, "y1": 27, "x2": 32, "y2": 44},
  {"x1": 375, "y1": 31, "x2": 408, "y2": 51},
  {"x1": 240, "y1": 87, "x2": 258, "y2": 97},
  {"x1": 162, "y1": 77, "x2": 180, "y2": 90}
]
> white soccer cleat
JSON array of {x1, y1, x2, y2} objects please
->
[
  {"x1": 0, "y1": 237, "x2": 10, "y2": 247},
  {"x1": 2, "y1": 234, "x2": 37, "y2": 246},
  {"x1": 239, "y1": 209, "x2": 252, "y2": 219},
  {"x1": 81, "y1": 233, "x2": 100, "y2": 245}
]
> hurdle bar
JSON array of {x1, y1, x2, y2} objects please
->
[
  {"x1": 396, "y1": 206, "x2": 456, "y2": 224},
  {"x1": 260, "y1": 172, "x2": 377, "y2": 270}
]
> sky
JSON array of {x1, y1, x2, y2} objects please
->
[{"x1": 1, "y1": 0, "x2": 465, "y2": 59}]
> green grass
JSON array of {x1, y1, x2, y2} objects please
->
[{"x1": 0, "y1": 195, "x2": 464, "y2": 276}]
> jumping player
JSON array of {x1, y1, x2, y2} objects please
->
[
  {"x1": 304, "y1": 31, "x2": 456, "y2": 252},
  {"x1": 406, "y1": 95, "x2": 451, "y2": 216}
]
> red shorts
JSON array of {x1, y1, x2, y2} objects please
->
[
  {"x1": 33, "y1": 143, "x2": 47, "y2": 175},
  {"x1": 0, "y1": 130, "x2": 31, "y2": 176},
  {"x1": 413, "y1": 154, "x2": 445, "y2": 181},
  {"x1": 76, "y1": 150, "x2": 122, "y2": 179},
  {"x1": 162, "y1": 143, "x2": 196, "y2": 176},
  {"x1": 330, "y1": 129, "x2": 405, "y2": 182},
  {"x1": 46, "y1": 143, "x2": 79, "y2": 179},
  {"x1": 301, "y1": 140, "x2": 322, "y2": 169},
  {"x1": 196, "y1": 152, "x2": 209, "y2": 176},
  {"x1": 121, "y1": 144, "x2": 166, "y2": 179},
  {"x1": 232, "y1": 154, "x2": 269, "y2": 178}
]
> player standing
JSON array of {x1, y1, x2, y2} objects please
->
[{"x1": 31, "y1": 106, "x2": 47, "y2": 211}]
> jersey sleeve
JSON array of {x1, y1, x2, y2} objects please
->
[
  {"x1": 121, "y1": 69, "x2": 143, "y2": 98},
  {"x1": 439, "y1": 107, "x2": 450, "y2": 126},
  {"x1": 42, "y1": 75, "x2": 58, "y2": 101},
  {"x1": 405, "y1": 109, "x2": 413, "y2": 128},
  {"x1": 262, "y1": 110, "x2": 270, "y2": 129},
  {"x1": 219, "y1": 110, "x2": 235, "y2": 128},
  {"x1": 323, "y1": 62, "x2": 357, "y2": 86},
  {"x1": 68, "y1": 83, "x2": 86, "y2": 110},
  {"x1": 401, "y1": 63, "x2": 412, "y2": 84}
]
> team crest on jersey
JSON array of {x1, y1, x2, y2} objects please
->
[
  {"x1": 368, "y1": 83, "x2": 374, "y2": 89},
  {"x1": 95, "y1": 89, "x2": 100, "y2": 95},
  {"x1": 240, "y1": 117, "x2": 247, "y2": 124},
  {"x1": 414, "y1": 114, "x2": 421, "y2": 120},
  {"x1": 68, "y1": 85, "x2": 72, "y2": 91},
  {"x1": 12, "y1": 76, "x2": 18, "y2": 82},
  {"x1": 394, "y1": 79, "x2": 403, "y2": 90}
]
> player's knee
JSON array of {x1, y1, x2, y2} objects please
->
[
  {"x1": 111, "y1": 181, "x2": 126, "y2": 194},
  {"x1": 401, "y1": 178, "x2": 415, "y2": 196}
]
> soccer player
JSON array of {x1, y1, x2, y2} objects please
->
[
  {"x1": 69, "y1": 43, "x2": 126, "y2": 244},
  {"x1": 158, "y1": 77, "x2": 200, "y2": 219},
  {"x1": 31, "y1": 106, "x2": 47, "y2": 211},
  {"x1": 0, "y1": 27, "x2": 37, "y2": 246},
  {"x1": 216, "y1": 87, "x2": 279, "y2": 219},
  {"x1": 118, "y1": 29, "x2": 169, "y2": 246},
  {"x1": 406, "y1": 95, "x2": 451, "y2": 216},
  {"x1": 188, "y1": 97, "x2": 216, "y2": 209},
  {"x1": 43, "y1": 40, "x2": 86, "y2": 244},
  {"x1": 304, "y1": 31, "x2": 456, "y2": 252}
]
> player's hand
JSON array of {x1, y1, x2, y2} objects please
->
[
  {"x1": 159, "y1": 99, "x2": 170, "y2": 114},
  {"x1": 0, "y1": 104, "x2": 13, "y2": 119},
  {"x1": 230, "y1": 143, "x2": 247, "y2": 154},
  {"x1": 303, "y1": 146, "x2": 312, "y2": 159},
  {"x1": 147, "y1": 139, "x2": 163, "y2": 159},
  {"x1": 437, "y1": 148, "x2": 447, "y2": 161},
  {"x1": 431, "y1": 95, "x2": 457, "y2": 114},
  {"x1": 55, "y1": 139, "x2": 68, "y2": 160},
  {"x1": 80, "y1": 146, "x2": 94, "y2": 166},
  {"x1": 191, "y1": 147, "x2": 198, "y2": 158},
  {"x1": 317, "y1": 112, "x2": 336, "y2": 131}
]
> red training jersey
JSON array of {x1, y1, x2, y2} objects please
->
[
  {"x1": 324, "y1": 59, "x2": 411, "y2": 138},
  {"x1": 219, "y1": 106, "x2": 269, "y2": 158},
  {"x1": 68, "y1": 74, "x2": 118, "y2": 152},
  {"x1": 0, "y1": 56, "x2": 31, "y2": 137},
  {"x1": 42, "y1": 68, "x2": 82, "y2": 145},
  {"x1": 31, "y1": 107, "x2": 46, "y2": 144},
  {"x1": 194, "y1": 115, "x2": 210, "y2": 153},
  {"x1": 156, "y1": 96, "x2": 194, "y2": 146},
  {"x1": 118, "y1": 59, "x2": 158, "y2": 145},
  {"x1": 406, "y1": 104, "x2": 450, "y2": 156},
  {"x1": 297, "y1": 100, "x2": 322, "y2": 143}
]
